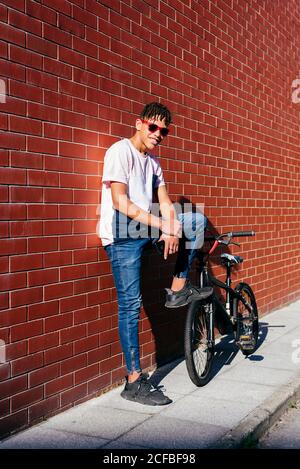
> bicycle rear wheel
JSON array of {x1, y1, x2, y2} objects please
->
[
  {"x1": 234, "y1": 283, "x2": 258, "y2": 356},
  {"x1": 184, "y1": 300, "x2": 214, "y2": 386}
]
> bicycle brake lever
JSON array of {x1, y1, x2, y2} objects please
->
[
  {"x1": 218, "y1": 239, "x2": 229, "y2": 246},
  {"x1": 231, "y1": 241, "x2": 240, "y2": 247}
]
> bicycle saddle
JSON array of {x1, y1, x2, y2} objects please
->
[{"x1": 221, "y1": 253, "x2": 243, "y2": 264}]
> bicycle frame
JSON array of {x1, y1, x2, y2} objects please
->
[{"x1": 197, "y1": 247, "x2": 254, "y2": 330}]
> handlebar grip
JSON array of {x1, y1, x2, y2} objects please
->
[{"x1": 229, "y1": 231, "x2": 255, "y2": 237}]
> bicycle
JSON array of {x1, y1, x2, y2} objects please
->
[{"x1": 184, "y1": 230, "x2": 259, "y2": 387}]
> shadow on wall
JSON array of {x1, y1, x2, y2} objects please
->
[{"x1": 139, "y1": 196, "x2": 256, "y2": 370}]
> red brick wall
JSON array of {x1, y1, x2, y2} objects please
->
[{"x1": 1, "y1": 0, "x2": 300, "y2": 437}]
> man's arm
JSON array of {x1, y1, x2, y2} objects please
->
[
  {"x1": 111, "y1": 182, "x2": 181, "y2": 236},
  {"x1": 157, "y1": 185, "x2": 177, "y2": 221},
  {"x1": 157, "y1": 185, "x2": 180, "y2": 259}
]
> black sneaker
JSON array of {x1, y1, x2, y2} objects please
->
[
  {"x1": 165, "y1": 281, "x2": 213, "y2": 308},
  {"x1": 121, "y1": 373, "x2": 172, "y2": 406}
]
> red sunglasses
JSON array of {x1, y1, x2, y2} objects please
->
[{"x1": 141, "y1": 119, "x2": 170, "y2": 137}]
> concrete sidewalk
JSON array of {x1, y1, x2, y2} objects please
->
[{"x1": 1, "y1": 300, "x2": 300, "y2": 450}]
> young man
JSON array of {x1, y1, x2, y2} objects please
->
[{"x1": 99, "y1": 102, "x2": 212, "y2": 406}]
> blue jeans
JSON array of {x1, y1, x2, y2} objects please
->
[{"x1": 105, "y1": 212, "x2": 207, "y2": 374}]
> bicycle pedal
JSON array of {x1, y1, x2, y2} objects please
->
[{"x1": 238, "y1": 335, "x2": 255, "y2": 349}]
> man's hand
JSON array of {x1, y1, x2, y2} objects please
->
[
  {"x1": 161, "y1": 217, "x2": 182, "y2": 237},
  {"x1": 159, "y1": 233, "x2": 179, "y2": 260}
]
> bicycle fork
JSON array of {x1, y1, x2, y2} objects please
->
[{"x1": 203, "y1": 301, "x2": 215, "y2": 349}]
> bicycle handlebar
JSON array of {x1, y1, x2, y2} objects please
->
[
  {"x1": 206, "y1": 230, "x2": 255, "y2": 255},
  {"x1": 228, "y1": 231, "x2": 255, "y2": 238}
]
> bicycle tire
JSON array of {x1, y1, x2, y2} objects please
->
[
  {"x1": 184, "y1": 300, "x2": 214, "y2": 386},
  {"x1": 233, "y1": 282, "x2": 259, "y2": 356}
]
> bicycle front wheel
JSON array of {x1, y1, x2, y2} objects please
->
[
  {"x1": 234, "y1": 283, "x2": 259, "y2": 356},
  {"x1": 184, "y1": 300, "x2": 214, "y2": 386}
]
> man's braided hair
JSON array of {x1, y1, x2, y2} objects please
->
[{"x1": 140, "y1": 102, "x2": 172, "y2": 126}]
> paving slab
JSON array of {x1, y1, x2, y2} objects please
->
[
  {"x1": 42, "y1": 405, "x2": 151, "y2": 440},
  {"x1": 112, "y1": 415, "x2": 228, "y2": 449},
  {"x1": 0, "y1": 427, "x2": 108, "y2": 449}
]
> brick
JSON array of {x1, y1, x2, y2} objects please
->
[
  {"x1": 27, "y1": 69, "x2": 58, "y2": 91},
  {"x1": 0, "y1": 257, "x2": 8, "y2": 274},
  {"x1": 12, "y1": 220, "x2": 43, "y2": 237},
  {"x1": 27, "y1": 34, "x2": 57, "y2": 58},
  {"x1": 28, "y1": 268, "x2": 59, "y2": 287},
  {"x1": 59, "y1": 204, "x2": 86, "y2": 219},
  {"x1": 0, "y1": 112, "x2": 8, "y2": 131},
  {"x1": 58, "y1": 14, "x2": 85, "y2": 38},
  {"x1": 44, "y1": 312, "x2": 73, "y2": 333},
  {"x1": 0, "y1": 22, "x2": 25, "y2": 46},
  {"x1": 44, "y1": 373, "x2": 73, "y2": 397},
  {"x1": 87, "y1": 372, "x2": 111, "y2": 395},
  {"x1": 0, "y1": 398, "x2": 10, "y2": 418},
  {"x1": 10, "y1": 44, "x2": 42, "y2": 70},
  {"x1": 27, "y1": 170, "x2": 58, "y2": 187},
  {"x1": 10, "y1": 186, "x2": 43, "y2": 203},
  {"x1": 0, "y1": 410, "x2": 28, "y2": 438},
  {"x1": 59, "y1": 235, "x2": 86, "y2": 251},
  {"x1": 12, "y1": 386, "x2": 43, "y2": 412},
  {"x1": 11, "y1": 319, "x2": 43, "y2": 343},
  {"x1": 9, "y1": 8, "x2": 41, "y2": 35},
  {"x1": 26, "y1": 1, "x2": 57, "y2": 25},
  {"x1": 27, "y1": 102, "x2": 58, "y2": 122},
  {"x1": 28, "y1": 300, "x2": 59, "y2": 321},
  {"x1": 44, "y1": 344, "x2": 73, "y2": 366},
  {"x1": 59, "y1": 142, "x2": 86, "y2": 159},
  {"x1": 0, "y1": 272, "x2": 26, "y2": 292},
  {"x1": 74, "y1": 278, "x2": 98, "y2": 295},
  {"x1": 87, "y1": 289, "x2": 111, "y2": 307},
  {"x1": 43, "y1": 56, "x2": 72, "y2": 79},
  {"x1": 27, "y1": 205, "x2": 58, "y2": 219},
  {"x1": 60, "y1": 294, "x2": 86, "y2": 314},
  {"x1": 44, "y1": 220, "x2": 72, "y2": 236},
  {"x1": 75, "y1": 363, "x2": 98, "y2": 385},
  {"x1": 0, "y1": 203, "x2": 26, "y2": 220},
  {"x1": 74, "y1": 334, "x2": 98, "y2": 355},
  {"x1": 60, "y1": 383, "x2": 87, "y2": 407},
  {"x1": 89, "y1": 351, "x2": 110, "y2": 378},
  {"x1": 59, "y1": 46, "x2": 85, "y2": 68},
  {"x1": 0, "y1": 375, "x2": 27, "y2": 401},
  {"x1": 5, "y1": 341, "x2": 27, "y2": 361},
  {"x1": 100, "y1": 354, "x2": 122, "y2": 374},
  {"x1": 85, "y1": 27, "x2": 109, "y2": 50},
  {"x1": 43, "y1": 123, "x2": 72, "y2": 141},
  {"x1": 44, "y1": 23, "x2": 71, "y2": 47},
  {"x1": 29, "y1": 395, "x2": 59, "y2": 423},
  {"x1": 29, "y1": 363, "x2": 59, "y2": 388},
  {"x1": 73, "y1": 305, "x2": 98, "y2": 325},
  {"x1": 43, "y1": 0, "x2": 70, "y2": 15},
  {"x1": 0, "y1": 132, "x2": 26, "y2": 150},
  {"x1": 11, "y1": 287, "x2": 43, "y2": 308},
  {"x1": 10, "y1": 151, "x2": 43, "y2": 169},
  {"x1": 0, "y1": 239, "x2": 27, "y2": 256},
  {"x1": 10, "y1": 254, "x2": 43, "y2": 272},
  {"x1": 0, "y1": 58, "x2": 25, "y2": 82},
  {"x1": 11, "y1": 352, "x2": 43, "y2": 377},
  {"x1": 60, "y1": 324, "x2": 86, "y2": 344},
  {"x1": 60, "y1": 353, "x2": 87, "y2": 375},
  {"x1": 73, "y1": 248, "x2": 98, "y2": 264},
  {"x1": 0, "y1": 363, "x2": 10, "y2": 382},
  {"x1": 74, "y1": 97, "x2": 99, "y2": 117},
  {"x1": 9, "y1": 112, "x2": 42, "y2": 135},
  {"x1": 29, "y1": 331, "x2": 59, "y2": 354},
  {"x1": 44, "y1": 251, "x2": 72, "y2": 268}
]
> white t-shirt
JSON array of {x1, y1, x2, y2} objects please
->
[{"x1": 98, "y1": 138, "x2": 165, "y2": 246}]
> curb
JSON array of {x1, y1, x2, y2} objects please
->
[{"x1": 212, "y1": 373, "x2": 300, "y2": 448}]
